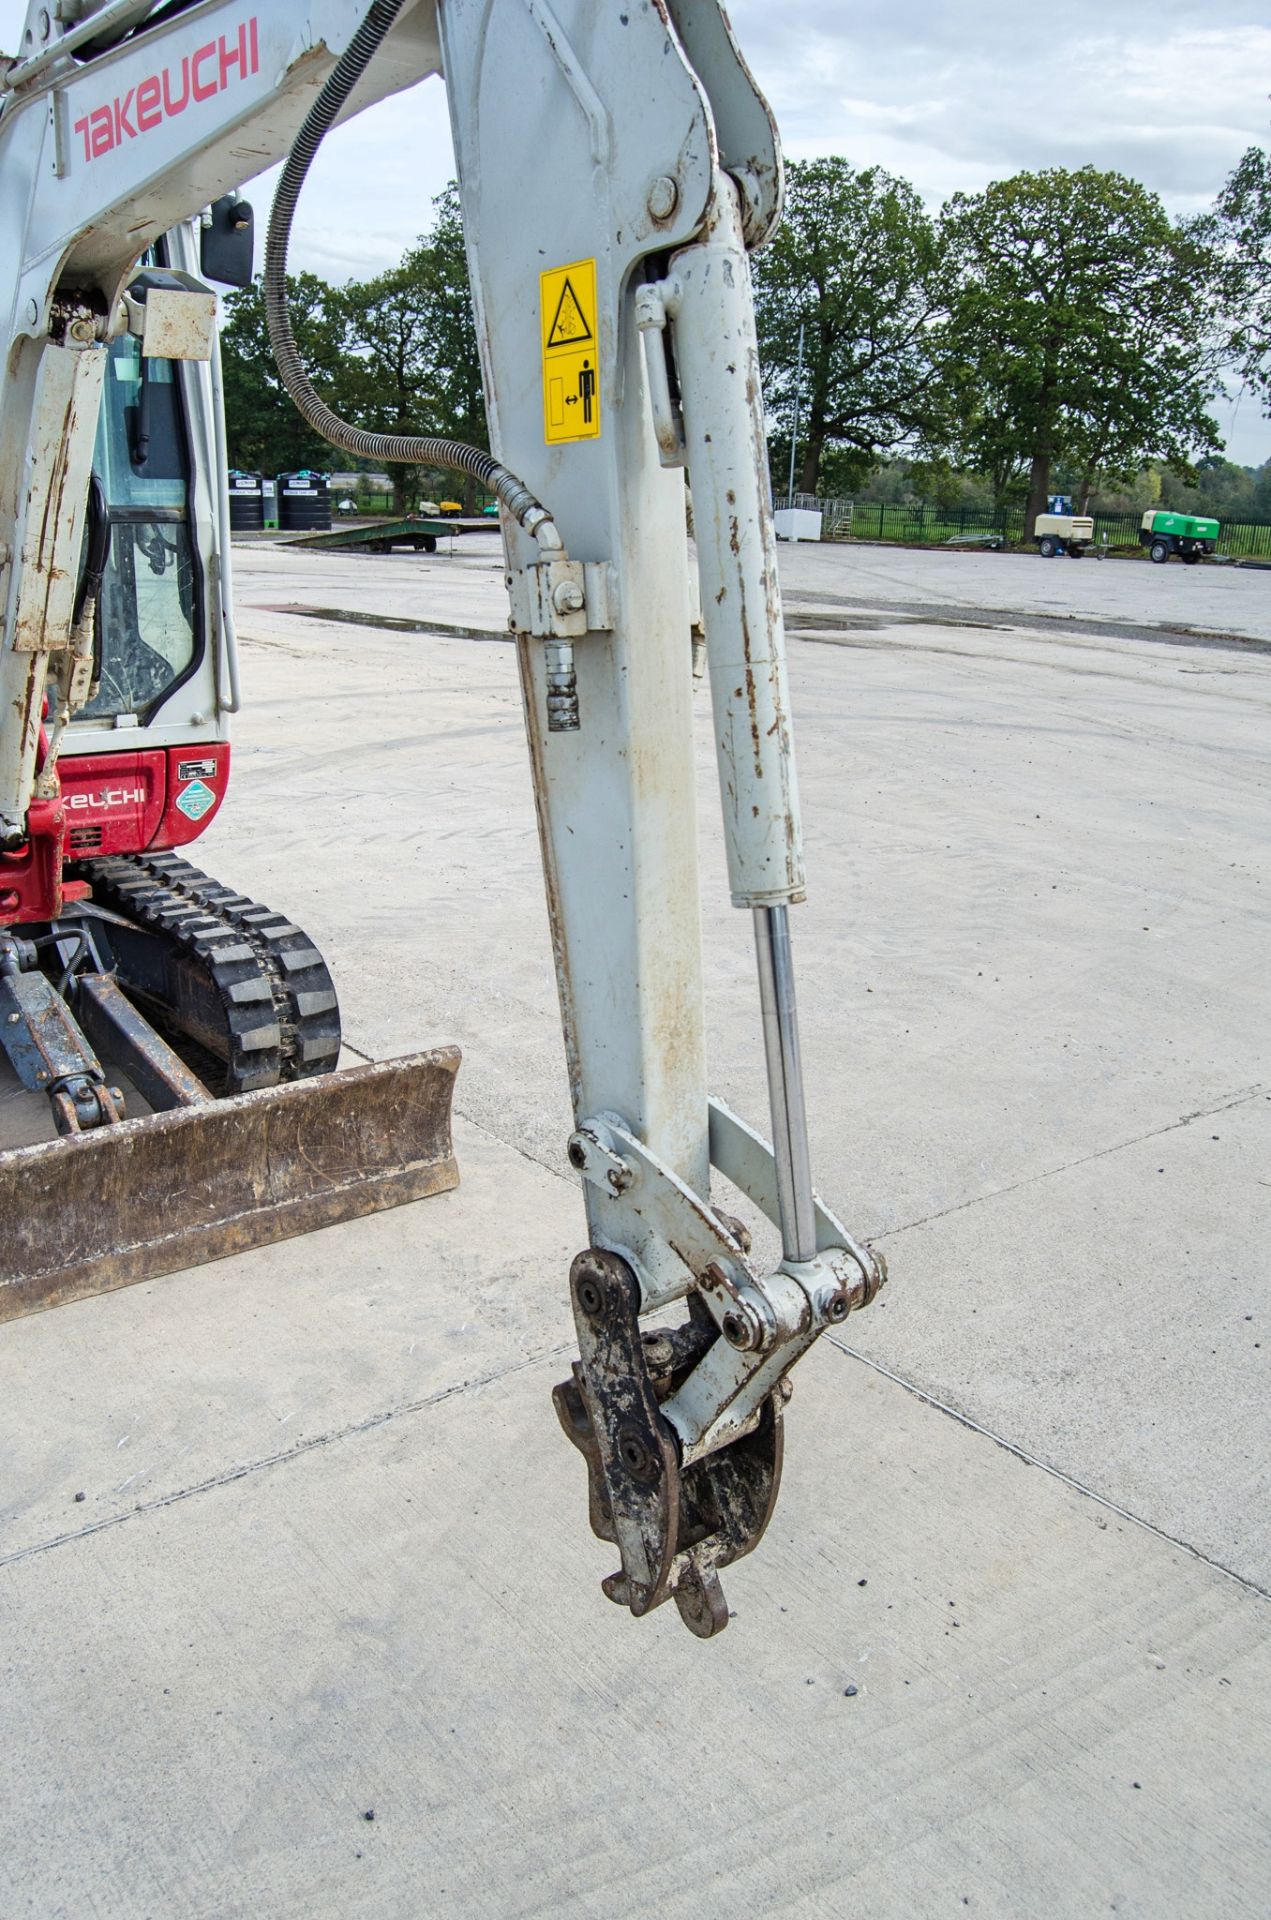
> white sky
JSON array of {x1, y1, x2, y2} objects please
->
[{"x1": 2, "y1": 0, "x2": 1268, "y2": 465}]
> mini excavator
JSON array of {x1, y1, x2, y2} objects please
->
[{"x1": 0, "y1": 0, "x2": 886, "y2": 1634}]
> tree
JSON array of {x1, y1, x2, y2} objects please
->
[
  {"x1": 407, "y1": 182, "x2": 488, "y2": 509},
  {"x1": 336, "y1": 185, "x2": 489, "y2": 514},
  {"x1": 753, "y1": 159, "x2": 945, "y2": 497},
  {"x1": 218, "y1": 184, "x2": 489, "y2": 510},
  {"x1": 1217, "y1": 136, "x2": 1271, "y2": 412},
  {"x1": 938, "y1": 168, "x2": 1224, "y2": 527},
  {"x1": 219, "y1": 271, "x2": 348, "y2": 475},
  {"x1": 1158, "y1": 456, "x2": 1256, "y2": 520},
  {"x1": 337, "y1": 262, "x2": 446, "y2": 514}
]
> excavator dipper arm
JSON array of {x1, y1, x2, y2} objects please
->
[
  {"x1": 0, "y1": 0, "x2": 887, "y2": 1632},
  {"x1": 435, "y1": 0, "x2": 887, "y2": 1631}
]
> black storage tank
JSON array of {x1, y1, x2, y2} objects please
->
[
  {"x1": 278, "y1": 470, "x2": 331, "y2": 531},
  {"x1": 227, "y1": 470, "x2": 264, "y2": 531}
]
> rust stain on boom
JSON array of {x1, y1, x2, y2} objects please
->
[{"x1": 0, "y1": 1049, "x2": 460, "y2": 1322}]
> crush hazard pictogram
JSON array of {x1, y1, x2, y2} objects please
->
[
  {"x1": 541, "y1": 259, "x2": 601, "y2": 444},
  {"x1": 546, "y1": 278, "x2": 593, "y2": 348}
]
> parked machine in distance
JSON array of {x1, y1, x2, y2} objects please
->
[
  {"x1": 1140, "y1": 510, "x2": 1219, "y2": 565},
  {"x1": 1033, "y1": 511, "x2": 1094, "y2": 558}
]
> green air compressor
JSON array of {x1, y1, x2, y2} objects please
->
[{"x1": 1139, "y1": 510, "x2": 1219, "y2": 565}]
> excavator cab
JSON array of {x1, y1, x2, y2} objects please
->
[{"x1": 77, "y1": 314, "x2": 200, "y2": 724}]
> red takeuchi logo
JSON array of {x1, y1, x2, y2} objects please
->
[{"x1": 73, "y1": 17, "x2": 260, "y2": 163}]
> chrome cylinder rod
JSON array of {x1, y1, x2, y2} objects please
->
[{"x1": 753, "y1": 905, "x2": 817, "y2": 1264}]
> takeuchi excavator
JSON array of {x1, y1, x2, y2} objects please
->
[{"x1": 0, "y1": 0, "x2": 887, "y2": 1635}]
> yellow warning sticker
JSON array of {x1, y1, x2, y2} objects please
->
[{"x1": 541, "y1": 258, "x2": 600, "y2": 444}]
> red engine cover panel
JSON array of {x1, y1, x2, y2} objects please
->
[
  {"x1": 60, "y1": 750, "x2": 167, "y2": 859},
  {"x1": 58, "y1": 743, "x2": 230, "y2": 859},
  {"x1": 152, "y1": 743, "x2": 231, "y2": 851},
  {"x1": 0, "y1": 744, "x2": 231, "y2": 927}
]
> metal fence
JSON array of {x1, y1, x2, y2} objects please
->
[
  {"x1": 319, "y1": 486, "x2": 1271, "y2": 556},
  {"x1": 783, "y1": 497, "x2": 1271, "y2": 560}
]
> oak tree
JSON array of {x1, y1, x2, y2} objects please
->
[
  {"x1": 219, "y1": 271, "x2": 347, "y2": 476},
  {"x1": 1217, "y1": 136, "x2": 1271, "y2": 412},
  {"x1": 753, "y1": 159, "x2": 945, "y2": 496},
  {"x1": 938, "y1": 168, "x2": 1223, "y2": 524}
]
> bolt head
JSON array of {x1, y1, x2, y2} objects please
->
[
  {"x1": 617, "y1": 1425, "x2": 660, "y2": 1482},
  {"x1": 722, "y1": 1312, "x2": 750, "y2": 1349},
  {"x1": 647, "y1": 174, "x2": 679, "y2": 221},
  {"x1": 576, "y1": 1274, "x2": 605, "y2": 1318},
  {"x1": 552, "y1": 581, "x2": 584, "y2": 615},
  {"x1": 7, "y1": 1012, "x2": 20, "y2": 1024}
]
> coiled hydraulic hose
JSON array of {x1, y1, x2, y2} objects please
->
[{"x1": 264, "y1": 0, "x2": 560, "y2": 548}]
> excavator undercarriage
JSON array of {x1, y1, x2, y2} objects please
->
[{"x1": 0, "y1": 850, "x2": 458, "y2": 1321}]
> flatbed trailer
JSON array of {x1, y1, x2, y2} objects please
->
[{"x1": 287, "y1": 516, "x2": 498, "y2": 554}]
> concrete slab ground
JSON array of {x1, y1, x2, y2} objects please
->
[
  {"x1": 4, "y1": 1299, "x2": 1268, "y2": 1920},
  {"x1": 2, "y1": 539, "x2": 1268, "y2": 1916},
  {"x1": 786, "y1": 537, "x2": 1271, "y2": 643}
]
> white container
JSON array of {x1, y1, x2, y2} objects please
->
[{"x1": 773, "y1": 508, "x2": 823, "y2": 543}]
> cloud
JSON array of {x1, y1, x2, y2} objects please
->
[
  {"x1": 3, "y1": 3, "x2": 1263, "y2": 246},
  {"x1": 729, "y1": 7, "x2": 1270, "y2": 213}
]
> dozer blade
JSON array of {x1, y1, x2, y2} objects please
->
[{"x1": 0, "y1": 1049, "x2": 459, "y2": 1323}]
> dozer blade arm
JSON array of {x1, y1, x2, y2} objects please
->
[{"x1": 0, "y1": 873, "x2": 459, "y2": 1321}]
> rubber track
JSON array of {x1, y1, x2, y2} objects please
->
[{"x1": 84, "y1": 853, "x2": 341, "y2": 1096}]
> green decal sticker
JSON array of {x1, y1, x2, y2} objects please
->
[{"x1": 175, "y1": 779, "x2": 216, "y2": 822}]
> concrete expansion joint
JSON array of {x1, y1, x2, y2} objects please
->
[
  {"x1": 456, "y1": 1107, "x2": 576, "y2": 1187},
  {"x1": 0, "y1": 1344, "x2": 571, "y2": 1573},
  {"x1": 875, "y1": 1081, "x2": 1271, "y2": 1244},
  {"x1": 827, "y1": 1336, "x2": 1271, "y2": 1608}
]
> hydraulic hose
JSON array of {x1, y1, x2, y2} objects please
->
[{"x1": 264, "y1": 0, "x2": 560, "y2": 546}]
